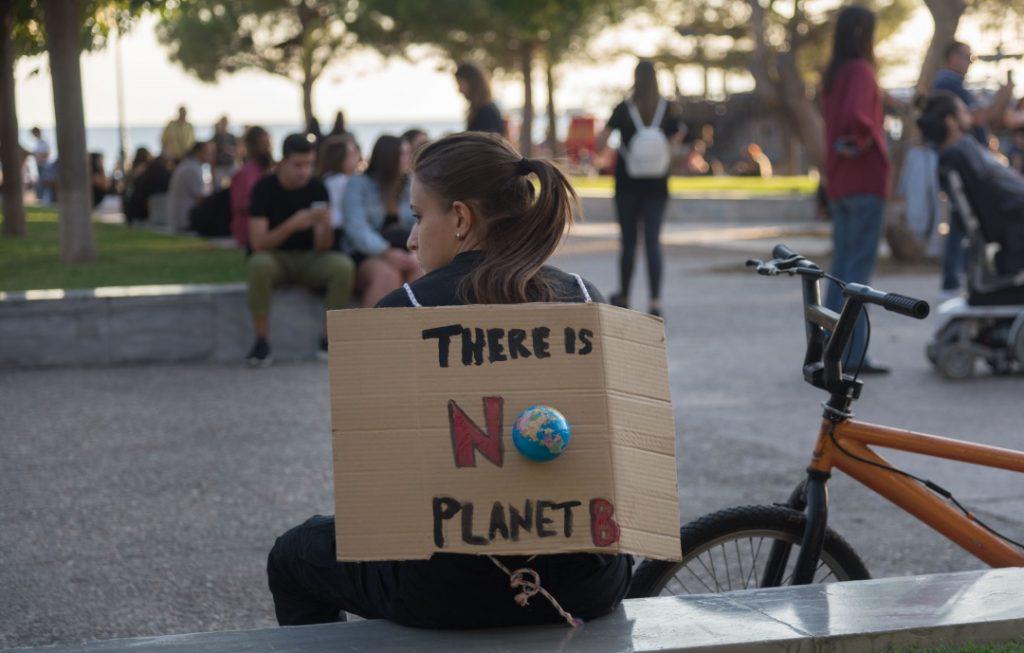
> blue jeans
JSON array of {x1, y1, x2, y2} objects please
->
[
  {"x1": 825, "y1": 194, "x2": 886, "y2": 366},
  {"x1": 941, "y1": 216, "x2": 967, "y2": 291}
]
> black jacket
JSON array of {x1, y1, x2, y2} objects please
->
[{"x1": 378, "y1": 250, "x2": 604, "y2": 308}]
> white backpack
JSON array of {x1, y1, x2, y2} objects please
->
[{"x1": 621, "y1": 98, "x2": 670, "y2": 178}]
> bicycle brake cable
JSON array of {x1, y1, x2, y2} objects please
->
[{"x1": 826, "y1": 423, "x2": 1024, "y2": 551}]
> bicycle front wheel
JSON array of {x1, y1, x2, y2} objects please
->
[{"x1": 627, "y1": 505, "x2": 870, "y2": 598}]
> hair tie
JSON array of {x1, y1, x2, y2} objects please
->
[{"x1": 516, "y1": 157, "x2": 533, "y2": 176}]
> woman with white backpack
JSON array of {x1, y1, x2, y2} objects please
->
[{"x1": 596, "y1": 60, "x2": 684, "y2": 317}]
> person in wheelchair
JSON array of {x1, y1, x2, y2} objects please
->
[
  {"x1": 918, "y1": 92, "x2": 1024, "y2": 304},
  {"x1": 917, "y1": 92, "x2": 1024, "y2": 376}
]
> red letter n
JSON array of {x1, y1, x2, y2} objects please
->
[{"x1": 448, "y1": 397, "x2": 504, "y2": 468}]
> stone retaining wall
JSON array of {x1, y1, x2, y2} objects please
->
[{"x1": 0, "y1": 284, "x2": 326, "y2": 368}]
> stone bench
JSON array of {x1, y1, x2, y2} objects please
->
[
  {"x1": 0, "y1": 283, "x2": 327, "y2": 368},
  {"x1": 12, "y1": 569, "x2": 1023, "y2": 652}
]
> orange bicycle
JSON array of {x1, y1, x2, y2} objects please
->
[{"x1": 629, "y1": 244, "x2": 1024, "y2": 597}]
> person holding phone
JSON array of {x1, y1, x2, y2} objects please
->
[
  {"x1": 245, "y1": 133, "x2": 356, "y2": 366},
  {"x1": 932, "y1": 42, "x2": 1019, "y2": 294},
  {"x1": 341, "y1": 134, "x2": 421, "y2": 307}
]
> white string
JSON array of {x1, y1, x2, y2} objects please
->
[
  {"x1": 570, "y1": 274, "x2": 592, "y2": 304},
  {"x1": 403, "y1": 282, "x2": 422, "y2": 307},
  {"x1": 488, "y1": 555, "x2": 582, "y2": 628}
]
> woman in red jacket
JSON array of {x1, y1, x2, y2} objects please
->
[{"x1": 821, "y1": 5, "x2": 890, "y2": 374}]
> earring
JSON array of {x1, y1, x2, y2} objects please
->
[{"x1": 455, "y1": 232, "x2": 462, "y2": 240}]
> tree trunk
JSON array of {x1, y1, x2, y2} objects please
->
[
  {"x1": 777, "y1": 51, "x2": 824, "y2": 172},
  {"x1": 519, "y1": 41, "x2": 535, "y2": 157},
  {"x1": 884, "y1": 0, "x2": 966, "y2": 262},
  {"x1": 301, "y1": 74, "x2": 315, "y2": 131},
  {"x1": 890, "y1": 0, "x2": 967, "y2": 182},
  {"x1": 0, "y1": 1, "x2": 26, "y2": 238},
  {"x1": 544, "y1": 58, "x2": 557, "y2": 155},
  {"x1": 916, "y1": 0, "x2": 968, "y2": 97},
  {"x1": 780, "y1": 119, "x2": 798, "y2": 176},
  {"x1": 43, "y1": 0, "x2": 95, "y2": 264}
]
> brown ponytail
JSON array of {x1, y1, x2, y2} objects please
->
[{"x1": 413, "y1": 132, "x2": 579, "y2": 304}]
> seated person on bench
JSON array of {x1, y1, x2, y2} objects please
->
[
  {"x1": 266, "y1": 132, "x2": 631, "y2": 629},
  {"x1": 918, "y1": 92, "x2": 1024, "y2": 303},
  {"x1": 246, "y1": 134, "x2": 357, "y2": 365}
]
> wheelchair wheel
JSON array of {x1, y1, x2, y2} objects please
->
[
  {"x1": 627, "y1": 505, "x2": 869, "y2": 598},
  {"x1": 935, "y1": 343, "x2": 976, "y2": 379}
]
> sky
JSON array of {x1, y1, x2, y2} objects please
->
[{"x1": 13, "y1": 8, "x2": 1023, "y2": 130}]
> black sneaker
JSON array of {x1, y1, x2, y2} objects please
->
[
  {"x1": 857, "y1": 359, "x2": 891, "y2": 375},
  {"x1": 609, "y1": 292, "x2": 629, "y2": 309},
  {"x1": 316, "y1": 336, "x2": 329, "y2": 362},
  {"x1": 246, "y1": 338, "x2": 272, "y2": 367}
]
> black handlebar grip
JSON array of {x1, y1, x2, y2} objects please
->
[
  {"x1": 772, "y1": 244, "x2": 798, "y2": 260},
  {"x1": 882, "y1": 293, "x2": 930, "y2": 319}
]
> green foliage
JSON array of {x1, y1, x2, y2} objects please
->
[
  {"x1": 357, "y1": 0, "x2": 646, "y2": 75},
  {"x1": 0, "y1": 207, "x2": 245, "y2": 291},
  {"x1": 10, "y1": 0, "x2": 161, "y2": 59},
  {"x1": 665, "y1": 0, "x2": 916, "y2": 88},
  {"x1": 155, "y1": 0, "x2": 387, "y2": 84}
]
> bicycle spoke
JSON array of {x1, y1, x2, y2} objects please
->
[
  {"x1": 734, "y1": 539, "x2": 746, "y2": 589},
  {"x1": 707, "y1": 549, "x2": 721, "y2": 592},
  {"x1": 784, "y1": 555, "x2": 827, "y2": 586},
  {"x1": 721, "y1": 544, "x2": 733, "y2": 590},
  {"x1": 655, "y1": 521, "x2": 852, "y2": 599},
  {"x1": 667, "y1": 575, "x2": 691, "y2": 596},
  {"x1": 684, "y1": 562, "x2": 716, "y2": 594},
  {"x1": 817, "y1": 562, "x2": 837, "y2": 583},
  {"x1": 746, "y1": 537, "x2": 765, "y2": 588}
]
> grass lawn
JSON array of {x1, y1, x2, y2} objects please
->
[
  {"x1": 0, "y1": 207, "x2": 246, "y2": 291},
  {"x1": 569, "y1": 175, "x2": 816, "y2": 195}
]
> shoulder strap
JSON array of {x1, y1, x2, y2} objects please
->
[
  {"x1": 625, "y1": 100, "x2": 647, "y2": 131},
  {"x1": 570, "y1": 273, "x2": 592, "y2": 303},
  {"x1": 626, "y1": 98, "x2": 666, "y2": 129},
  {"x1": 652, "y1": 98, "x2": 667, "y2": 127},
  {"x1": 402, "y1": 283, "x2": 422, "y2": 307}
]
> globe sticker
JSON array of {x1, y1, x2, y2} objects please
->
[{"x1": 513, "y1": 405, "x2": 571, "y2": 461}]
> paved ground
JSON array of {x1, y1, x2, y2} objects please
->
[{"x1": 2, "y1": 225, "x2": 1023, "y2": 648}]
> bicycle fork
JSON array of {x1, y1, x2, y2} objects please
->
[{"x1": 761, "y1": 470, "x2": 831, "y2": 586}]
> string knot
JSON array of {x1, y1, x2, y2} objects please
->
[
  {"x1": 509, "y1": 567, "x2": 541, "y2": 606},
  {"x1": 489, "y1": 556, "x2": 583, "y2": 628}
]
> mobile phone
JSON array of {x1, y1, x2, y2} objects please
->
[{"x1": 834, "y1": 138, "x2": 858, "y2": 156}]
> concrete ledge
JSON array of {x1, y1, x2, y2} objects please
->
[
  {"x1": 579, "y1": 194, "x2": 814, "y2": 223},
  {"x1": 0, "y1": 283, "x2": 326, "y2": 368},
  {"x1": 12, "y1": 569, "x2": 1023, "y2": 652}
]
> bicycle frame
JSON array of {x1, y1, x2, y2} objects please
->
[
  {"x1": 751, "y1": 246, "x2": 1023, "y2": 586},
  {"x1": 808, "y1": 418, "x2": 1024, "y2": 568}
]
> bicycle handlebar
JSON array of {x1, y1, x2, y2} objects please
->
[
  {"x1": 842, "y1": 284, "x2": 930, "y2": 320},
  {"x1": 772, "y1": 243, "x2": 798, "y2": 260},
  {"x1": 752, "y1": 244, "x2": 931, "y2": 395}
]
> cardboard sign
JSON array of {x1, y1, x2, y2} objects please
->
[{"x1": 327, "y1": 303, "x2": 681, "y2": 562}]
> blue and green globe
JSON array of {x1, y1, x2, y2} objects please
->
[{"x1": 512, "y1": 405, "x2": 571, "y2": 462}]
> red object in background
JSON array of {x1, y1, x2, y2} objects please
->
[{"x1": 566, "y1": 116, "x2": 596, "y2": 164}]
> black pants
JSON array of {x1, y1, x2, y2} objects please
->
[
  {"x1": 267, "y1": 515, "x2": 632, "y2": 629},
  {"x1": 614, "y1": 190, "x2": 669, "y2": 301}
]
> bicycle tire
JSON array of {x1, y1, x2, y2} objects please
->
[{"x1": 627, "y1": 505, "x2": 870, "y2": 598}]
